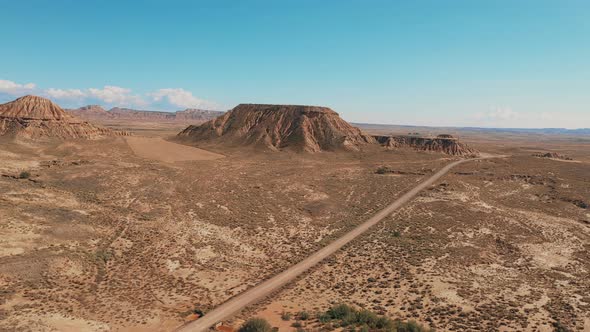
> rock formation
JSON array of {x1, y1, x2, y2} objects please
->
[
  {"x1": 374, "y1": 134, "x2": 478, "y2": 156},
  {"x1": 532, "y1": 152, "x2": 573, "y2": 160},
  {"x1": 177, "y1": 104, "x2": 375, "y2": 152},
  {"x1": 108, "y1": 107, "x2": 176, "y2": 120},
  {"x1": 67, "y1": 106, "x2": 224, "y2": 123},
  {"x1": 67, "y1": 105, "x2": 113, "y2": 120},
  {"x1": 174, "y1": 109, "x2": 226, "y2": 122},
  {"x1": 0, "y1": 95, "x2": 126, "y2": 139}
]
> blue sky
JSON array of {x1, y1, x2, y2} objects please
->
[{"x1": 1, "y1": 0, "x2": 589, "y2": 128}]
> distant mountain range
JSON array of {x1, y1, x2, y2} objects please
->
[
  {"x1": 354, "y1": 123, "x2": 590, "y2": 136},
  {"x1": 66, "y1": 105, "x2": 224, "y2": 123}
]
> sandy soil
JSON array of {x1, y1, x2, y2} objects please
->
[
  {"x1": 177, "y1": 158, "x2": 488, "y2": 332},
  {"x1": 248, "y1": 151, "x2": 590, "y2": 331},
  {"x1": 1, "y1": 122, "x2": 588, "y2": 332},
  {"x1": 125, "y1": 136, "x2": 224, "y2": 162},
  {"x1": 0, "y1": 130, "x2": 448, "y2": 332}
]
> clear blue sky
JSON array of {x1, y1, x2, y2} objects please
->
[{"x1": 1, "y1": 0, "x2": 589, "y2": 128}]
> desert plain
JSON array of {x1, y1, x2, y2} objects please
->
[{"x1": 0, "y1": 100, "x2": 589, "y2": 332}]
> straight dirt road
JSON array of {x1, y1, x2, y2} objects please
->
[{"x1": 176, "y1": 157, "x2": 486, "y2": 332}]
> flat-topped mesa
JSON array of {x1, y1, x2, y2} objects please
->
[
  {"x1": 173, "y1": 109, "x2": 225, "y2": 121},
  {"x1": 108, "y1": 107, "x2": 176, "y2": 120},
  {"x1": 0, "y1": 95, "x2": 128, "y2": 139},
  {"x1": 374, "y1": 134, "x2": 479, "y2": 156},
  {"x1": 177, "y1": 104, "x2": 375, "y2": 152}
]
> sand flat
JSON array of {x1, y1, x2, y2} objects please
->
[{"x1": 126, "y1": 136, "x2": 223, "y2": 162}]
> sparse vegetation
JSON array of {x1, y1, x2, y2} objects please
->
[
  {"x1": 318, "y1": 304, "x2": 434, "y2": 332},
  {"x1": 18, "y1": 171, "x2": 30, "y2": 179},
  {"x1": 376, "y1": 166, "x2": 390, "y2": 174},
  {"x1": 298, "y1": 311, "x2": 310, "y2": 320},
  {"x1": 281, "y1": 311, "x2": 292, "y2": 321},
  {"x1": 95, "y1": 249, "x2": 113, "y2": 263},
  {"x1": 238, "y1": 318, "x2": 273, "y2": 332},
  {"x1": 552, "y1": 321, "x2": 571, "y2": 332},
  {"x1": 192, "y1": 308, "x2": 204, "y2": 316}
]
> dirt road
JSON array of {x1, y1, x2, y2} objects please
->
[
  {"x1": 176, "y1": 158, "x2": 484, "y2": 332},
  {"x1": 126, "y1": 136, "x2": 224, "y2": 162}
]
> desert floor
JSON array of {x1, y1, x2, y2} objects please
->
[{"x1": 1, "y1": 123, "x2": 589, "y2": 331}]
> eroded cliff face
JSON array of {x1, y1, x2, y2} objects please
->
[
  {"x1": 374, "y1": 134, "x2": 479, "y2": 156},
  {"x1": 177, "y1": 104, "x2": 375, "y2": 152},
  {"x1": 0, "y1": 96, "x2": 127, "y2": 139}
]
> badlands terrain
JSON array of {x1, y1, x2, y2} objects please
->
[{"x1": 0, "y1": 98, "x2": 589, "y2": 332}]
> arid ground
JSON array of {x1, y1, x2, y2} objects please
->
[{"x1": 1, "y1": 121, "x2": 589, "y2": 332}]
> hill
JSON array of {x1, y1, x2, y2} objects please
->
[
  {"x1": 177, "y1": 104, "x2": 375, "y2": 152},
  {"x1": 67, "y1": 106, "x2": 224, "y2": 123},
  {"x1": 0, "y1": 95, "x2": 126, "y2": 139}
]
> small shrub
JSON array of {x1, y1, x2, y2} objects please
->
[
  {"x1": 320, "y1": 304, "x2": 433, "y2": 332},
  {"x1": 552, "y1": 321, "x2": 571, "y2": 332},
  {"x1": 238, "y1": 318, "x2": 273, "y2": 332},
  {"x1": 317, "y1": 312, "x2": 332, "y2": 323},
  {"x1": 394, "y1": 319, "x2": 431, "y2": 332},
  {"x1": 327, "y1": 304, "x2": 355, "y2": 320},
  {"x1": 95, "y1": 250, "x2": 112, "y2": 263},
  {"x1": 291, "y1": 321, "x2": 303, "y2": 328},
  {"x1": 376, "y1": 166, "x2": 389, "y2": 174},
  {"x1": 355, "y1": 309, "x2": 378, "y2": 326},
  {"x1": 298, "y1": 311, "x2": 310, "y2": 321},
  {"x1": 281, "y1": 311, "x2": 292, "y2": 321},
  {"x1": 18, "y1": 171, "x2": 31, "y2": 179},
  {"x1": 392, "y1": 230, "x2": 401, "y2": 237}
]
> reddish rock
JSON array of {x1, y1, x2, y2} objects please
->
[
  {"x1": 374, "y1": 134, "x2": 478, "y2": 156},
  {"x1": 177, "y1": 104, "x2": 375, "y2": 152},
  {"x1": 0, "y1": 95, "x2": 127, "y2": 139},
  {"x1": 532, "y1": 152, "x2": 573, "y2": 160}
]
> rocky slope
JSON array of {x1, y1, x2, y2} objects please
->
[
  {"x1": 177, "y1": 104, "x2": 375, "y2": 152},
  {"x1": 0, "y1": 96, "x2": 127, "y2": 139},
  {"x1": 67, "y1": 106, "x2": 224, "y2": 123},
  {"x1": 374, "y1": 134, "x2": 478, "y2": 156}
]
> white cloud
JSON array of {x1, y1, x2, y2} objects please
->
[
  {"x1": 45, "y1": 88, "x2": 86, "y2": 99},
  {"x1": 468, "y1": 107, "x2": 590, "y2": 128},
  {"x1": 474, "y1": 107, "x2": 520, "y2": 121},
  {"x1": 150, "y1": 88, "x2": 216, "y2": 109},
  {"x1": 1, "y1": 78, "x2": 217, "y2": 111},
  {"x1": 88, "y1": 85, "x2": 146, "y2": 106},
  {"x1": 0, "y1": 79, "x2": 36, "y2": 95}
]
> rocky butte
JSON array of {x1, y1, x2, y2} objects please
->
[
  {"x1": 177, "y1": 104, "x2": 376, "y2": 152},
  {"x1": 532, "y1": 152, "x2": 573, "y2": 160},
  {"x1": 0, "y1": 95, "x2": 126, "y2": 139}
]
